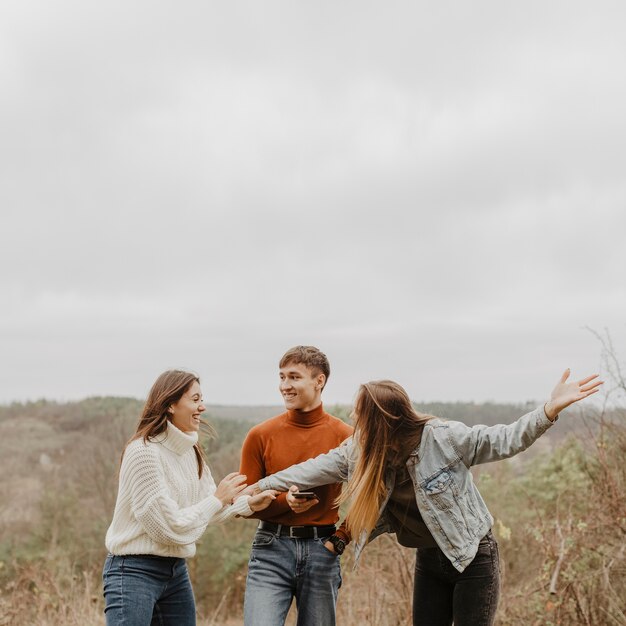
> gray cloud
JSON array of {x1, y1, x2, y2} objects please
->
[{"x1": 1, "y1": 1, "x2": 625, "y2": 405}]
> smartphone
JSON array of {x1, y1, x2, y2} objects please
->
[{"x1": 292, "y1": 491, "x2": 318, "y2": 500}]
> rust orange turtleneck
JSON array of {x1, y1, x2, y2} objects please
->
[{"x1": 239, "y1": 403, "x2": 352, "y2": 540}]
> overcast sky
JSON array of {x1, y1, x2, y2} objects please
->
[{"x1": 1, "y1": 1, "x2": 625, "y2": 407}]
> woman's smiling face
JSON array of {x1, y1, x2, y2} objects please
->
[{"x1": 170, "y1": 380, "x2": 205, "y2": 432}]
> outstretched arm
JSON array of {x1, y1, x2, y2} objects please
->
[
  {"x1": 543, "y1": 369, "x2": 602, "y2": 420},
  {"x1": 452, "y1": 370, "x2": 602, "y2": 467},
  {"x1": 258, "y1": 438, "x2": 353, "y2": 492}
]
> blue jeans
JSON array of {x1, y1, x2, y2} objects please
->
[
  {"x1": 412, "y1": 532, "x2": 500, "y2": 626},
  {"x1": 102, "y1": 554, "x2": 196, "y2": 626},
  {"x1": 244, "y1": 529, "x2": 342, "y2": 626}
]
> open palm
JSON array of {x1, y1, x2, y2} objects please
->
[{"x1": 545, "y1": 369, "x2": 603, "y2": 420}]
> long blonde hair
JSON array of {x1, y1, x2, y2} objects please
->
[{"x1": 341, "y1": 380, "x2": 433, "y2": 538}]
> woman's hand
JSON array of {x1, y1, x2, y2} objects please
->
[
  {"x1": 215, "y1": 472, "x2": 248, "y2": 506},
  {"x1": 238, "y1": 483, "x2": 262, "y2": 497},
  {"x1": 544, "y1": 369, "x2": 603, "y2": 421},
  {"x1": 248, "y1": 490, "x2": 279, "y2": 512}
]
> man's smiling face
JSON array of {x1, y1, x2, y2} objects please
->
[{"x1": 279, "y1": 362, "x2": 324, "y2": 412}]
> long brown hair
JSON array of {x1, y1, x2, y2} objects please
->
[
  {"x1": 123, "y1": 370, "x2": 215, "y2": 478},
  {"x1": 341, "y1": 380, "x2": 433, "y2": 539}
]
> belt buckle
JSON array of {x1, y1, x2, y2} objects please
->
[{"x1": 289, "y1": 526, "x2": 305, "y2": 538}]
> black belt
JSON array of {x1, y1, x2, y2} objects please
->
[{"x1": 258, "y1": 520, "x2": 336, "y2": 539}]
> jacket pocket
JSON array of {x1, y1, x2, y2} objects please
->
[{"x1": 422, "y1": 470, "x2": 454, "y2": 510}]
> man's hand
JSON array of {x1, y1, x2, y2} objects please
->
[{"x1": 286, "y1": 485, "x2": 319, "y2": 514}]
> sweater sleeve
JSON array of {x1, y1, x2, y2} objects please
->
[
  {"x1": 334, "y1": 520, "x2": 352, "y2": 545},
  {"x1": 239, "y1": 427, "x2": 294, "y2": 518},
  {"x1": 123, "y1": 443, "x2": 248, "y2": 546}
]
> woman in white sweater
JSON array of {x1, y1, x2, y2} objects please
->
[{"x1": 103, "y1": 370, "x2": 276, "y2": 626}]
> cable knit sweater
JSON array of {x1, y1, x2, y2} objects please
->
[{"x1": 105, "y1": 421, "x2": 252, "y2": 558}]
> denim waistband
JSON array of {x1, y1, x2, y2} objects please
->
[{"x1": 107, "y1": 553, "x2": 184, "y2": 562}]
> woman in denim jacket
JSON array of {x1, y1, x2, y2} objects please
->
[{"x1": 257, "y1": 369, "x2": 601, "y2": 626}]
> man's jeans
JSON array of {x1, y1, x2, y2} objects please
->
[
  {"x1": 244, "y1": 528, "x2": 342, "y2": 626},
  {"x1": 102, "y1": 554, "x2": 196, "y2": 626},
  {"x1": 413, "y1": 532, "x2": 500, "y2": 626}
]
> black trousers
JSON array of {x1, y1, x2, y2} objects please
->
[{"x1": 413, "y1": 532, "x2": 500, "y2": 626}]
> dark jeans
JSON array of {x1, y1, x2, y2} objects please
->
[
  {"x1": 413, "y1": 532, "x2": 500, "y2": 626},
  {"x1": 102, "y1": 554, "x2": 196, "y2": 626}
]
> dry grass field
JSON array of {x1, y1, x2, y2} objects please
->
[{"x1": 1, "y1": 393, "x2": 624, "y2": 625}]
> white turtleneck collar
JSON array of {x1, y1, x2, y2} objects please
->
[{"x1": 151, "y1": 420, "x2": 198, "y2": 455}]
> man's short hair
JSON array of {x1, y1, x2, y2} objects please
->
[{"x1": 279, "y1": 346, "x2": 330, "y2": 389}]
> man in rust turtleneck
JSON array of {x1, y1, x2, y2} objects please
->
[{"x1": 240, "y1": 346, "x2": 352, "y2": 626}]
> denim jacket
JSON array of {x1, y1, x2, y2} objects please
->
[{"x1": 258, "y1": 406, "x2": 555, "y2": 572}]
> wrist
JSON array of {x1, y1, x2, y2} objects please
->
[
  {"x1": 327, "y1": 534, "x2": 346, "y2": 556},
  {"x1": 237, "y1": 495, "x2": 253, "y2": 513},
  {"x1": 216, "y1": 493, "x2": 230, "y2": 506},
  {"x1": 248, "y1": 496, "x2": 261, "y2": 512},
  {"x1": 544, "y1": 401, "x2": 558, "y2": 422}
]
